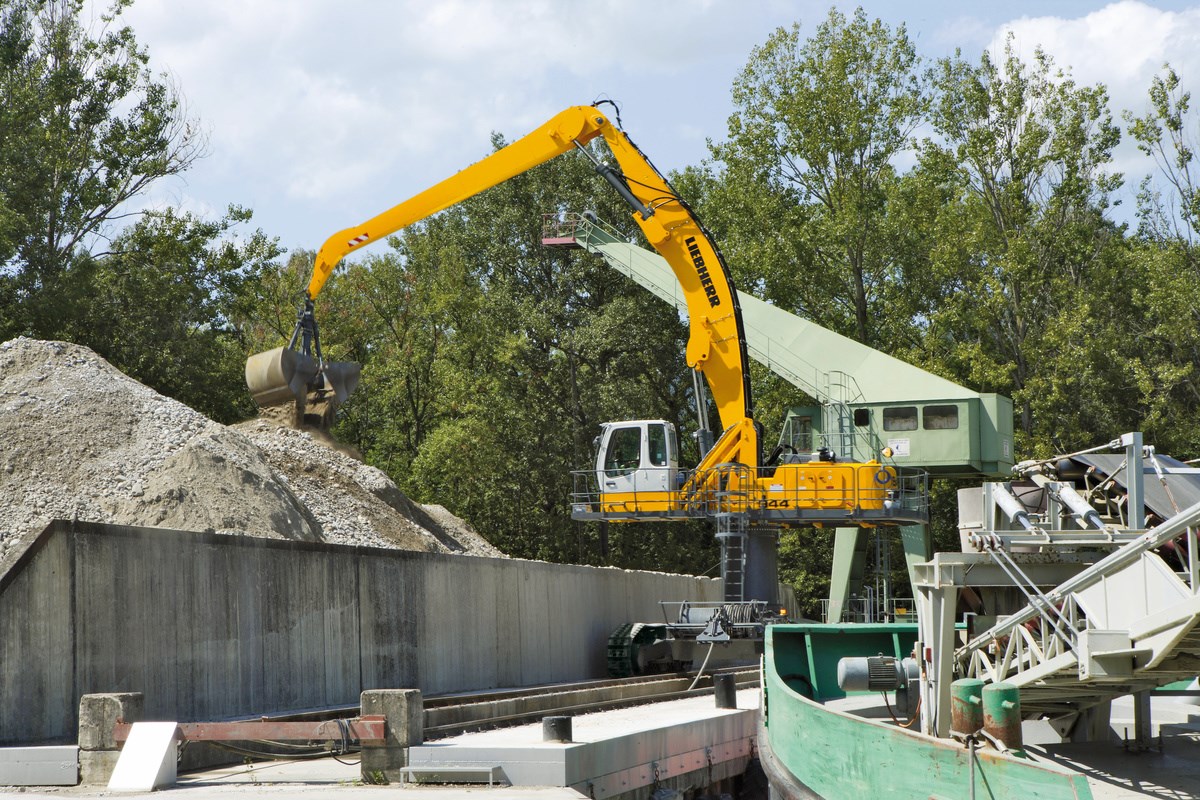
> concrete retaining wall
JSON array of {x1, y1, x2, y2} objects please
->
[{"x1": 0, "y1": 521, "x2": 720, "y2": 745}]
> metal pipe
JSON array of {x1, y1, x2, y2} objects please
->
[
  {"x1": 985, "y1": 546, "x2": 1077, "y2": 648},
  {"x1": 969, "y1": 736, "x2": 977, "y2": 800},
  {"x1": 1014, "y1": 438, "x2": 1124, "y2": 473},
  {"x1": 573, "y1": 141, "x2": 653, "y2": 220},
  {"x1": 1052, "y1": 483, "x2": 1105, "y2": 530},
  {"x1": 992, "y1": 484, "x2": 1035, "y2": 531}
]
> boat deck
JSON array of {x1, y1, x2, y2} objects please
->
[
  {"x1": 1025, "y1": 736, "x2": 1200, "y2": 799},
  {"x1": 824, "y1": 692, "x2": 1200, "y2": 799}
]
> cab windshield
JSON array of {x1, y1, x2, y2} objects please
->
[{"x1": 604, "y1": 427, "x2": 641, "y2": 477}]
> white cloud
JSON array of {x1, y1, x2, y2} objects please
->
[
  {"x1": 994, "y1": 2, "x2": 1200, "y2": 110},
  {"x1": 78, "y1": 0, "x2": 808, "y2": 249},
  {"x1": 989, "y1": 1, "x2": 1200, "y2": 204},
  {"x1": 87, "y1": 1, "x2": 1200, "y2": 245}
]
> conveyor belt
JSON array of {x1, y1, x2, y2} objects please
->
[{"x1": 1069, "y1": 453, "x2": 1200, "y2": 520}]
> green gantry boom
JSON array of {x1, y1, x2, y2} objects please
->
[{"x1": 543, "y1": 212, "x2": 1012, "y2": 478}]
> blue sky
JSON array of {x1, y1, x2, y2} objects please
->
[{"x1": 87, "y1": 1, "x2": 1200, "y2": 254}]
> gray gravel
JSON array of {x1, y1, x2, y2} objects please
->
[{"x1": 0, "y1": 337, "x2": 503, "y2": 574}]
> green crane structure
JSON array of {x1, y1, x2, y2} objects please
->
[{"x1": 543, "y1": 212, "x2": 1014, "y2": 621}]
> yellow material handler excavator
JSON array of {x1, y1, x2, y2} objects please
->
[{"x1": 245, "y1": 104, "x2": 925, "y2": 527}]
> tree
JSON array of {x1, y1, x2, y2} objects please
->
[
  {"x1": 0, "y1": 0, "x2": 279, "y2": 423},
  {"x1": 70, "y1": 206, "x2": 282, "y2": 422},
  {"x1": 922, "y1": 38, "x2": 1126, "y2": 455},
  {"x1": 325, "y1": 216, "x2": 487, "y2": 479},
  {"x1": 700, "y1": 8, "x2": 927, "y2": 348},
  {"x1": 1127, "y1": 66, "x2": 1200, "y2": 242},
  {"x1": 1123, "y1": 65, "x2": 1200, "y2": 455},
  {"x1": 674, "y1": 9, "x2": 937, "y2": 599},
  {"x1": 0, "y1": 0, "x2": 206, "y2": 340}
]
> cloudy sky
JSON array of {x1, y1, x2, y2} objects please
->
[{"x1": 85, "y1": 0, "x2": 1200, "y2": 255}]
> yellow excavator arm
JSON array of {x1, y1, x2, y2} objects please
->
[
  {"x1": 257, "y1": 105, "x2": 757, "y2": 466},
  {"x1": 247, "y1": 103, "x2": 918, "y2": 528}
]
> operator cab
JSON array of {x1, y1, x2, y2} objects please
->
[{"x1": 594, "y1": 420, "x2": 679, "y2": 496}]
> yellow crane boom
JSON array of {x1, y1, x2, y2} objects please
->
[
  {"x1": 246, "y1": 104, "x2": 921, "y2": 528},
  {"x1": 249, "y1": 105, "x2": 757, "y2": 468}
]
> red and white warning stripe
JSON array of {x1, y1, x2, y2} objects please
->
[{"x1": 347, "y1": 233, "x2": 370, "y2": 248}]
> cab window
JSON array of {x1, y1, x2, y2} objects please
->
[
  {"x1": 923, "y1": 405, "x2": 959, "y2": 430},
  {"x1": 648, "y1": 424, "x2": 668, "y2": 467},
  {"x1": 604, "y1": 427, "x2": 642, "y2": 476}
]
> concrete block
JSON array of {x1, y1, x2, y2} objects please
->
[
  {"x1": 107, "y1": 721, "x2": 178, "y2": 792},
  {"x1": 361, "y1": 689, "x2": 423, "y2": 784},
  {"x1": 0, "y1": 745, "x2": 79, "y2": 786},
  {"x1": 78, "y1": 693, "x2": 143, "y2": 751},
  {"x1": 79, "y1": 749, "x2": 121, "y2": 786}
]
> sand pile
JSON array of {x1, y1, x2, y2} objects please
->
[{"x1": 0, "y1": 337, "x2": 502, "y2": 572}]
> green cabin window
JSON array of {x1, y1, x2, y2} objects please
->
[
  {"x1": 783, "y1": 416, "x2": 814, "y2": 451},
  {"x1": 923, "y1": 405, "x2": 960, "y2": 430},
  {"x1": 883, "y1": 406, "x2": 918, "y2": 432}
]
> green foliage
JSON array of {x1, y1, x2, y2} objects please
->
[
  {"x1": 777, "y1": 528, "x2": 834, "y2": 619},
  {"x1": 73, "y1": 206, "x2": 283, "y2": 422},
  {"x1": 0, "y1": 0, "x2": 275, "y2": 422},
  {"x1": 705, "y1": 8, "x2": 927, "y2": 346},
  {"x1": 1121, "y1": 65, "x2": 1200, "y2": 456},
  {"x1": 922, "y1": 38, "x2": 1128, "y2": 455},
  {"x1": 0, "y1": 0, "x2": 206, "y2": 333}
]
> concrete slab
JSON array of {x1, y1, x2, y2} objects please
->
[
  {"x1": 2, "y1": 756, "x2": 586, "y2": 798},
  {"x1": 107, "y1": 722, "x2": 178, "y2": 792},
  {"x1": 0, "y1": 746, "x2": 78, "y2": 786},
  {"x1": 409, "y1": 688, "x2": 758, "y2": 798},
  {"x1": 0, "y1": 694, "x2": 751, "y2": 799}
]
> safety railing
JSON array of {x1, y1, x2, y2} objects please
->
[
  {"x1": 570, "y1": 463, "x2": 928, "y2": 525},
  {"x1": 821, "y1": 596, "x2": 917, "y2": 625}
]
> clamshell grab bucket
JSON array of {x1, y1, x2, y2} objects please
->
[
  {"x1": 320, "y1": 361, "x2": 361, "y2": 404},
  {"x1": 245, "y1": 346, "x2": 320, "y2": 408}
]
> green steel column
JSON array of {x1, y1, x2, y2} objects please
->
[
  {"x1": 901, "y1": 524, "x2": 933, "y2": 590},
  {"x1": 828, "y1": 527, "x2": 868, "y2": 623}
]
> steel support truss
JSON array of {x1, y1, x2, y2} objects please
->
[{"x1": 914, "y1": 496, "x2": 1200, "y2": 738}]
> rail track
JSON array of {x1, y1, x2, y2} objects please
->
[
  {"x1": 422, "y1": 666, "x2": 759, "y2": 738},
  {"x1": 253, "y1": 666, "x2": 759, "y2": 741}
]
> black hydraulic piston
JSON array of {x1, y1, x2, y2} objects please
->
[{"x1": 573, "y1": 141, "x2": 653, "y2": 220}]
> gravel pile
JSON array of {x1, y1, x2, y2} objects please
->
[
  {"x1": 0, "y1": 337, "x2": 502, "y2": 574},
  {"x1": 233, "y1": 419, "x2": 504, "y2": 557}
]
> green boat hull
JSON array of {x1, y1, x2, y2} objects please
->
[{"x1": 761, "y1": 624, "x2": 1094, "y2": 800}]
